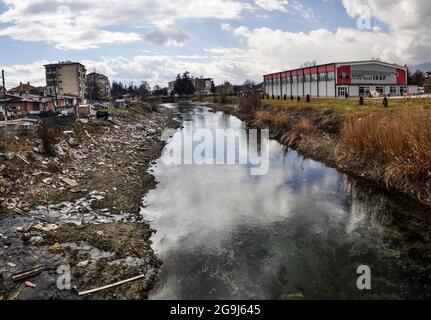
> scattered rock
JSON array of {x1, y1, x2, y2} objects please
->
[
  {"x1": 61, "y1": 177, "x2": 78, "y2": 188},
  {"x1": 77, "y1": 260, "x2": 90, "y2": 268},
  {"x1": 33, "y1": 223, "x2": 59, "y2": 232},
  {"x1": 29, "y1": 236, "x2": 44, "y2": 245}
]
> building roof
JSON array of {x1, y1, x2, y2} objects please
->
[
  {"x1": 264, "y1": 60, "x2": 406, "y2": 77},
  {"x1": 8, "y1": 83, "x2": 37, "y2": 93},
  {"x1": 44, "y1": 61, "x2": 86, "y2": 68},
  {"x1": 87, "y1": 72, "x2": 109, "y2": 79}
]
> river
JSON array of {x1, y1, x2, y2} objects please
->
[{"x1": 142, "y1": 103, "x2": 430, "y2": 300}]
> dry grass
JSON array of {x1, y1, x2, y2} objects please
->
[
  {"x1": 339, "y1": 111, "x2": 431, "y2": 200},
  {"x1": 296, "y1": 117, "x2": 314, "y2": 134},
  {"x1": 273, "y1": 112, "x2": 290, "y2": 128},
  {"x1": 255, "y1": 110, "x2": 273, "y2": 127}
]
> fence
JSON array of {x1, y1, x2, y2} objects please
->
[{"x1": 0, "y1": 119, "x2": 41, "y2": 139}]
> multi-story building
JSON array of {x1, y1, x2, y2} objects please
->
[
  {"x1": 192, "y1": 77, "x2": 214, "y2": 96},
  {"x1": 424, "y1": 72, "x2": 431, "y2": 94},
  {"x1": 86, "y1": 72, "x2": 111, "y2": 101},
  {"x1": 168, "y1": 81, "x2": 176, "y2": 96},
  {"x1": 44, "y1": 61, "x2": 87, "y2": 100},
  {"x1": 263, "y1": 60, "x2": 416, "y2": 98}
]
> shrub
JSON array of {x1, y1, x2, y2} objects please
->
[
  {"x1": 238, "y1": 94, "x2": 261, "y2": 115},
  {"x1": 215, "y1": 95, "x2": 228, "y2": 105},
  {"x1": 38, "y1": 127, "x2": 59, "y2": 157}
]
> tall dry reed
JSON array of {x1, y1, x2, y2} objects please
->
[{"x1": 339, "y1": 112, "x2": 431, "y2": 191}]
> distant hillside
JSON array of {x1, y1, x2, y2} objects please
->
[{"x1": 409, "y1": 62, "x2": 431, "y2": 72}]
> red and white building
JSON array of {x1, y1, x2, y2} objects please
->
[{"x1": 263, "y1": 60, "x2": 416, "y2": 98}]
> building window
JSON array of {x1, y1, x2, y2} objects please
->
[
  {"x1": 304, "y1": 75, "x2": 310, "y2": 83},
  {"x1": 376, "y1": 86, "x2": 384, "y2": 95},
  {"x1": 337, "y1": 86, "x2": 348, "y2": 97},
  {"x1": 327, "y1": 72, "x2": 335, "y2": 81},
  {"x1": 359, "y1": 86, "x2": 370, "y2": 97},
  {"x1": 390, "y1": 86, "x2": 397, "y2": 95},
  {"x1": 311, "y1": 74, "x2": 318, "y2": 82},
  {"x1": 318, "y1": 73, "x2": 326, "y2": 81}
]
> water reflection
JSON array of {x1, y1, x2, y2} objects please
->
[{"x1": 143, "y1": 105, "x2": 431, "y2": 300}]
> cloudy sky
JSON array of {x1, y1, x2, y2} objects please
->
[{"x1": 0, "y1": 0, "x2": 430, "y2": 88}]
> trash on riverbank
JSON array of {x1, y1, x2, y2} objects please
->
[{"x1": 0, "y1": 106, "x2": 177, "y2": 300}]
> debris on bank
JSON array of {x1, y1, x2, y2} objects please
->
[{"x1": 0, "y1": 105, "x2": 176, "y2": 300}]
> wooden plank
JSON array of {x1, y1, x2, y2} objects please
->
[
  {"x1": 12, "y1": 265, "x2": 45, "y2": 282},
  {"x1": 78, "y1": 274, "x2": 147, "y2": 296}
]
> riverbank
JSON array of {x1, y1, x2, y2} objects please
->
[
  {"x1": 197, "y1": 96, "x2": 431, "y2": 208},
  {"x1": 0, "y1": 104, "x2": 177, "y2": 300}
]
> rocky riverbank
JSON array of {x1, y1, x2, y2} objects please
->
[{"x1": 0, "y1": 104, "x2": 177, "y2": 300}]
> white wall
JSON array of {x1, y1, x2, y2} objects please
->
[
  {"x1": 304, "y1": 80, "x2": 311, "y2": 96},
  {"x1": 327, "y1": 82, "x2": 336, "y2": 97},
  {"x1": 311, "y1": 82, "x2": 318, "y2": 96},
  {"x1": 408, "y1": 85, "x2": 418, "y2": 94},
  {"x1": 318, "y1": 82, "x2": 327, "y2": 97},
  {"x1": 298, "y1": 81, "x2": 304, "y2": 97}
]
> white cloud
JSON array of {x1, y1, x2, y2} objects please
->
[
  {"x1": 0, "y1": 0, "x2": 246, "y2": 49},
  {"x1": 233, "y1": 26, "x2": 252, "y2": 38},
  {"x1": 143, "y1": 27, "x2": 193, "y2": 46},
  {"x1": 0, "y1": 60, "x2": 48, "y2": 88},
  {"x1": 255, "y1": 0, "x2": 289, "y2": 12},
  {"x1": 254, "y1": 0, "x2": 317, "y2": 22},
  {"x1": 1, "y1": 0, "x2": 431, "y2": 88},
  {"x1": 289, "y1": 1, "x2": 317, "y2": 22},
  {"x1": 341, "y1": 0, "x2": 431, "y2": 63},
  {"x1": 221, "y1": 23, "x2": 232, "y2": 32}
]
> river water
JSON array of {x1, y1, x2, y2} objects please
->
[{"x1": 143, "y1": 103, "x2": 430, "y2": 300}]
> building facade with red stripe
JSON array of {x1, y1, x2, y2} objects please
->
[{"x1": 263, "y1": 60, "x2": 411, "y2": 98}]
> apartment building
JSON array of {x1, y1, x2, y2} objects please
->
[
  {"x1": 192, "y1": 77, "x2": 214, "y2": 96},
  {"x1": 86, "y1": 72, "x2": 111, "y2": 101},
  {"x1": 44, "y1": 61, "x2": 87, "y2": 100}
]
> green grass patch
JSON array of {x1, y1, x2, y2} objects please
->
[{"x1": 262, "y1": 97, "x2": 431, "y2": 113}]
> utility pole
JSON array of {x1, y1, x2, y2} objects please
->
[{"x1": 2, "y1": 70, "x2": 7, "y2": 124}]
